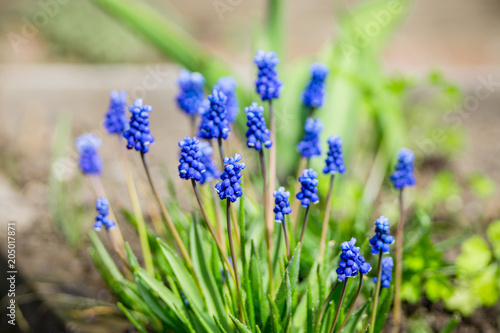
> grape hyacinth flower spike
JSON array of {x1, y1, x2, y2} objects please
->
[
  {"x1": 301, "y1": 62, "x2": 329, "y2": 113},
  {"x1": 331, "y1": 238, "x2": 371, "y2": 333},
  {"x1": 198, "y1": 89, "x2": 230, "y2": 165},
  {"x1": 245, "y1": 102, "x2": 272, "y2": 151},
  {"x1": 215, "y1": 153, "x2": 246, "y2": 320},
  {"x1": 94, "y1": 197, "x2": 116, "y2": 231},
  {"x1": 176, "y1": 69, "x2": 208, "y2": 135},
  {"x1": 273, "y1": 187, "x2": 292, "y2": 260},
  {"x1": 391, "y1": 148, "x2": 416, "y2": 327},
  {"x1": 296, "y1": 168, "x2": 319, "y2": 246},
  {"x1": 254, "y1": 50, "x2": 283, "y2": 102},
  {"x1": 297, "y1": 118, "x2": 324, "y2": 159},
  {"x1": 75, "y1": 133, "x2": 103, "y2": 176},
  {"x1": 104, "y1": 90, "x2": 128, "y2": 136},
  {"x1": 318, "y1": 135, "x2": 346, "y2": 262},
  {"x1": 123, "y1": 99, "x2": 155, "y2": 154},
  {"x1": 214, "y1": 76, "x2": 239, "y2": 123},
  {"x1": 198, "y1": 142, "x2": 221, "y2": 185},
  {"x1": 178, "y1": 136, "x2": 206, "y2": 182}
]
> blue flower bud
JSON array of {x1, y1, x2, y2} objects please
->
[
  {"x1": 198, "y1": 90, "x2": 231, "y2": 140},
  {"x1": 198, "y1": 142, "x2": 221, "y2": 185},
  {"x1": 104, "y1": 90, "x2": 129, "y2": 135},
  {"x1": 373, "y1": 257, "x2": 394, "y2": 288},
  {"x1": 178, "y1": 137, "x2": 206, "y2": 182},
  {"x1": 369, "y1": 216, "x2": 394, "y2": 255},
  {"x1": 301, "y1": 63, "x2": 329, "y2": 109},
  {"x1": 336, "y1": 238, "x2": 372, "y2": 281},
  {"x1": 273, "y1": 187, "x2": 292, "y2": 222},
  {"x1": 176, "y1": 69, "x2": 208, "y2": 116},
  {"x1": 390, "y1": 148, "x2": 416, "y2": 189},
  {"x1": 214, "y1": 76, "x2": 239, "y2": 123},
  {"x1": 254, "y1": 50, "x2": 283, "y2": 101},
  {"x1": 245, "y1": 102, "x2": 272, "y2": 151},
  {"x1": 215, "y1": 153, "x2": 246, "y2": 202},
  {"x1": 75, "y1": 133, "x2": 103, "y2": 175},
  {"x1": 94, "y1": 197, "x2": 116, "y2": 231},
  {"x1": 296, "y1": 168, "x2": 320, "y2": 207},
  {"x1": 297, "y1": 118, "x2": 323, "y2": 158},
  {"x1": 123, "y1": 99, "x2": 155, "y2": 153},
  {"x1": 323, "y1": 135, "x2": 346, "y2": 175}
]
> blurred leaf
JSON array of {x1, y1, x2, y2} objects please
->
[
  {"x1": 472, "y1": 264, "x2": 499, "y2": 306},
  {"x1": 343, "y1": 300, "x2": 371, "y2": 333},
  {"x1": 249, "y1": 242, "x2": 267, "y2": 328},
  {"x1": 456, "y1": 236, "x2": 491, "y2": 274},
  {"x1": 373, "y1": 286, "x2": 393, "y2": 333},
  {"x1": 117, "y1": 302, "x2": 148, "y2": 333},
  {"x1": 468, "y1": 173, "x2": 496, "y2": 199},
  {"x1": 267, "y1": 295, "x2": 282, "y2": 333},
  {"x1": 486, "y1": 220, "x2": 500, "y2": 259},
  {"x1": 438, "y1": 313, "x2": 461, "y2": 333},
  {"x1": 424, "y1": 275, "x2": 453, "y2": 302}
]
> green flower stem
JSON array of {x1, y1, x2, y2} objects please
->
[
  {"x1": 329, "y1": 278, "x2": 348, "y2": 333},
  {"x1": 266, "y1": 100, "x2": 276, "y2": 241},
  {"x1": 339, "y1": 274, "x2": 364, "y2": 332},
  {"x1": 226, "y1": 199, "x2": 245, "y2": 323},
  {"x1": 259, "y1": 149, "x2": 274, "y2": 295},
  {"x1": 299, "y1": 205, "x2": 311, "y2": 250},
  {"x1": 393, "y1": 189, "x2": 404, "y2": 329},
  {"x1": 191, "y1": 180, "x2": 234, "y2": 279},
  {"x1": 317, "y1": 280, "x2": 340, "y2": 329},
  {"x1": 209, "y1": 179, "x2": 225, "y2": 248},
  {"x1": 190, "y1": 114, "x2": 197, "y2": 137},
  {"x1": 369, "y1": 252, "x2": 384, "y2": 333},
  {"x1": 140, "y1": 152, "x2": 191, "y2": 274},
  {"x1": 318, "y1": 174, "x2": 335, "y2": 264},
  {"x1": 282, "y1": 216, "x2": 291, "y2": 261}
]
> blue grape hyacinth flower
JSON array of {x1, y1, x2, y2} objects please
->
[
  {"x1": 296, "y1": 168, "x2": 320, "y2": 207},
  {"x1": 323, "y1": 135, "x2": 346, "y2": 175},
  {"x1": 373, "y1": 257, "x2": 394, "y2": 288},
  {"x1": 198, "y1": 90, "x2": 231, "y2": 140},
  {"x1": 245, "y1": 102, "x2": 272, "y2": 151},
  {"x1": 273, "y1": 187, "x2": 292, "y2": 223},
  {"x1": 123, "y1": 99, "x2": 155, "y2": 153},
  {"x1": 297, "y1": 118, "x2": 324, "y2": 158},
  {"x1": 104, "y1": 90, "x2": 128, "y2": 135},
  {"x1": 336, "y1": 238, "x2": 372, "y2": 282},
  {"x1": 198, "y1": 142, "x2": 221, "y2": 185},
  {"x1": 75, "y1": 133, "x2": 103, "y2": 175},
  {"x1": 214, "y1": 76, "x2": 239, "y2": 123},
  {"x1": 178, "y1": 136, "x2": 206, "y2": 182},
  {"x1": 176, "y1": 69, "x2": 208, "y2": 116},
  {"x1": 215, "y1": 153, "x2": 246, "y2": 202},
  {"x1": 390, "y1": 148, "x2": 416, "y2": 189},
  {"x1": 301, "y1": 62, "x2": 329, "y2": 109},
  {"x1": 369, "y1": 216, "x2": 395, "y2": 255},
  {"x1": 254, "y1": 50, "x2": 283, "y2": 101},
  {"x1": 94, "y1": 197, "x2": 116, "y2": 231}
]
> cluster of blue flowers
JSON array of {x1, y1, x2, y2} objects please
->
[
  {"x1": 178, "y1": 137, "x2": 205, "y2": 182},
  {"x1": 123, "y1": 99, "x2": 155, "y2": 154},
  {"x1": 373, "y1": 257, "x2": 394, "y2": 288},
  {"x1": 297, "y1": 118, "x2": 324, "y2": 158},
  {"x1": 176, "y1": 69, "x2": 208, "y2": 117},
  {"x1": 390, "y1": 148, "x2": 416, "y2": 189},
  {"x1": 94, "y1": 197, "x2": 116, "y2": 231},
  {"x1": 75, "y1": 133, "x2": 103, "y2": 175},
  {"x1": 323, "y1": 135, "x2": 346, "y2": 175},
  {"x1": 198, "y1": 142, "x2": 220, "y2": 185},
  {"x1": 104, "y1": 90, "x2": 129, "y2": 135},
  {"x1": 369, "y1": 216, "x2": 395, "y2": 254},
  {"x1": 336, "y1": 238, "x2": 372, "y2": 282},
  {"x1": 214, "y1": 76, "x2": 239, "y2": 123},
  {"x1": 198, "y1": 90, "x2": 231, "y2": 140},
  {"x1": 254, "y1": 50, "x2": 283, "y2": 101},
  {"x1": 245, "y1": 102, "x2": 272, "y2": 151},
  {"x1": 273, "y1": 187, "x2": 292, "y2": 222},
  {"x1": 296, "y1": 168, "x2": 320, "y2": 207},
  {"x1": 301, "y1": 63, "x2": 329, "y2": 109},
  {"x1": 215, "y1": 153, "x2": 246, "y2": 202}
]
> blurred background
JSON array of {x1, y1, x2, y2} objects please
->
[{"x1": 1, "y1": 0, "x2": 499, "y2": 332}]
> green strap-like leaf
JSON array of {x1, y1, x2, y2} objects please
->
[
  {"x1": 117, "y1": 302, "x2": 148, "y2": 333},
  {"x1": 229, "y1": 313, "x2": 253, "y2": 333}
]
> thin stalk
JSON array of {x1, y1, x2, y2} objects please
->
[
  {"x1": 217, "y1": 137, "x2": 225, "y2": 167},
  {"x1": 259, "y1": 149, "x2": 274, "y2": 295},
  {"x1": 190, "y1": 115, "x2": 197, "y2": 137},
  {"x1": 266, "y1": 101, "x2": 276, "y2": 244},
  {"x1": 339, "y1": 274, "x2": 364, "y2": 332},
  {"x1": 140, "y1": 152, "x2": 192, "y2": 273},
  {"x1": 227, "y1": 200, "x2": 245, "y2": 323},
  {"x1": 299, "y1": 205, "x2": 311, "y2": 249},
  {"x1": 318, "y1": 174, "x2": 335, "y2": 263},
  {"x1": 191, "y1": 180, "x2": 234, "y2": 278},
  {"x1": 393, "y1": 189, "x2": 404, "y2": 330},
  {"x1": 317, "y1": 280, "x2": 340, "y2": 328},
  {"x1": 329, "y1": 279, "x2": 349, "y2": 333},
  {"x1": 291, "y1": 158, "x2": 307, "y2": 231},
  {"x1": 282, "y1": 216, "x2": 291, "y2": 261},
  {"x1": 210, "y1": 179, "x2": 225, "y2": 247},
  {"x1": 369, "y1": 252, "x2": 384, "y2": 333}
]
